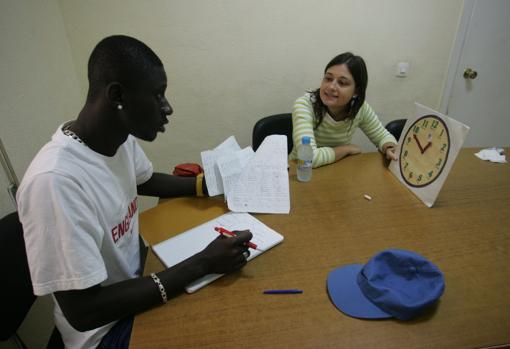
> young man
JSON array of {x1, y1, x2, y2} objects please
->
[{"x1": 17, "y1": 35, "x2": 252, "y2": 349}]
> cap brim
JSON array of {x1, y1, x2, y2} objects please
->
[{"x1": 327, "y1": 264, "x2": 392, "y2": 319}]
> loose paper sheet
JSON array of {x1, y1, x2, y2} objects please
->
[
  {"x1": 217, "y1": 147, "x2": 255, "y2": 201},
  {"x1": 227, "y1": 135, "x2": 290, "y2": 213},
  {"x1": 201, "y1": 135, "x2": 290, "y2": 214},
  {"x1": 201, "y1": 136, "x2": 242, "y2": 196},
  {"x1": 474, "y1": 148, "x2": 507, "y2": 163}
]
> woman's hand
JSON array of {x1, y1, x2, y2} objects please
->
[
  {"x1": 382, "y1": 143, "x2": 398, "y2": 161},
  {"x1": 334, "y1": 144, "x2": 362, "y2": 161}
]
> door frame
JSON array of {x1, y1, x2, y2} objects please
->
[{"x1": 440, "y1": 0, "x2": 476, "y2": 115}]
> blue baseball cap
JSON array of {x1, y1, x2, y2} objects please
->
[{"x1": 327, "y1": 249, "x2": 445, "y2": 320}]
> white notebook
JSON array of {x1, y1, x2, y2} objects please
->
[{"x1": 152, "y1": 212, "x2": 284, "y2": 293}]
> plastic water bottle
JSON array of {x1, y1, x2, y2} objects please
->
[{"x1": 297, "y1": 136, "x2": 313, "y2": 182}]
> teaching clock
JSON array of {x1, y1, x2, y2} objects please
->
[
  {"x1": 399, "y1": 115, "x2": 450, "y2": 188},
  {"x1": 389, "y1": 103, "x2": 469, "y2": 207}
]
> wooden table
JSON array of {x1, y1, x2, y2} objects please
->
[{"x1": 130, "y1": 148, "x2": 510, "y2": 349}]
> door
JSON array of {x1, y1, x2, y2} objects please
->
[
  {"x1": 0, "y1": 138, "x2": 18, "y2": 217},
  {"x1": 442, "y1": 0, "x2": 510, "y2": 148}
]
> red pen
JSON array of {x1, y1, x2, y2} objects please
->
[{"x1": 214, "y1": 226, "x2": 258, "y2": 250}]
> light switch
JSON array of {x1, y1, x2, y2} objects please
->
[{"x1": 396, "y1": 62, "x2": 409, "y2": 77}]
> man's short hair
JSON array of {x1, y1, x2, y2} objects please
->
[{"x1": 87, "y1": 35, "x2": 163, "y2": 100}]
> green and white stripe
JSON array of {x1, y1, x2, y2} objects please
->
[{"x1": 290, "y1": 94, "x2": 396, "y2": 168}]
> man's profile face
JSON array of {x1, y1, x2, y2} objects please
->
[{"x1": 121, "y1": 66, "x2": 172, "y2": 142}]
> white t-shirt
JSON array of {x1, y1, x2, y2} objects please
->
[{"x1": 17, "y1": 125, "x2": 153, "y2": 349}]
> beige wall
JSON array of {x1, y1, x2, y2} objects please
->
[
  {"x1": 57, "y1": 0, "x2": 463, "y2": 164},
  {"x1": 0, "y1": 0, "x2": 81, "y2": 347},
  {"x1": 0, "y1": 0, "x2": 82, "y2": 217},
  {"x1": 1, "y1": 0, "x2": 463, "y2": 347}
]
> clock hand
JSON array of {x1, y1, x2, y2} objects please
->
[
  {"x1": 413, "y1": 134, "x2": 425, "y2": 154},
  {"x1": 422, "y1": 142, "x2": 432, "y2": 153}
]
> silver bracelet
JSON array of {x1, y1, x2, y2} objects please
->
[{"x1": 150, "y1": 272, "x2": 168, "y2": 303}]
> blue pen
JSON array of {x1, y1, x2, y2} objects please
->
[{"x1": 263, "y1": 289, "x2": 303, "y2": 294}]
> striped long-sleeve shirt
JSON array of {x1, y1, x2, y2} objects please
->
[{"x1": 290, "y1": 93, "x2": 397, "y2": 168}]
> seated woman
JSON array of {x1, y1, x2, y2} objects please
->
[{"x1": 290, "y1": 52, "x2": 398, "y2": 168}]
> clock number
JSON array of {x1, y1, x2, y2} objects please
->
[
  {"x1": 417, "y1": 174, "x2": 422, "y2": 182},
  {"x1": 409, "y1": 172, "x2": 413, "y2": 179},
  {"x1": 435, "y1": 158, "x2": 443, "y2": 169},
  {"x1": 422, "y1": 120, "x2": 429, "y2": 128},
  {"x1": 413, "y1": 125, "x2": 420, "y2": 134},
  {"x1": 439, "y1": 129, "x2": 444, "y2": 138},
  {"x1": 403, "y1": 150, "x2": 408, "y2": 158},
  {"x1": 431, "y1": 120, "x2": 439, "y2": 129},
  {"x1": 407, "y1": 137, "x2": 411, "y2": 144},
  {"x1": 428, "y1": 170, "x2": 434, "y2": 178},
  {"x1": 404, "y1": 162, "x2": 409, "y2": 170},
  {"x1": 441, "y1": 143, "x2": 447, "y2": 152}
]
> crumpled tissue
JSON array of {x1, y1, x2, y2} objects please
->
[{"x1": 474, "y1": 147, "x2": 507, "y2": 163}]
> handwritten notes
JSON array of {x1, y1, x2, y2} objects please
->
[
  {"x1": 201, "y1": 136, "x2": 242, "y2": 197},
  {"x1": 201, "y1": 135, "x2": 290, "y2": 214}
]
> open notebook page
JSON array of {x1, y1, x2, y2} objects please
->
[{"x1": 152, "y1": 212, "x2": 284, "y2": 293}]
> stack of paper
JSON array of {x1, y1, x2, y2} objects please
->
[{"x1": 201, "y1": 135, "x2": 290, "y2": 214}]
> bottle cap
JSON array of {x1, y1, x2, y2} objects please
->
[{"x1": 302, "y1": 136, "x2": 311, "y2": 145}]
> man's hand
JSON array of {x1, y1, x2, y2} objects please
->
[{"x1": 199, "y1": 230, "x2": 253, "y2": 274}]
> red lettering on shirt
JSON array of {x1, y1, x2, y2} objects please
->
[
  {"x1": 111, "y1": 197, "x2": 138, "y2": 244},
  {"x1": 111, "y1": 225, "x2": 119, "y2": 243}
]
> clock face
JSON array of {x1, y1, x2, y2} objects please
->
[{"x1": 399, "y1": 115, "x2": 450, "y2": 187}]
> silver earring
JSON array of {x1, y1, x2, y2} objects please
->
[{"x1": 117, "y1": 104, "x2": 123, "y2": 110}]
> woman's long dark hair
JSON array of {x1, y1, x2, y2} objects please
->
[{"x1": 310, "y1": 52, "x2": 368, "y2": 129}]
